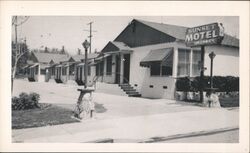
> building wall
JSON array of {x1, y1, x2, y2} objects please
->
[
  {"x1": 204, "y1": 45, "x2": 239, "y2": 77},
  {"x1": 129, "y1": 42, "x2": 178, "y2": 99},
  {"x1": 174, "y1": 41, "x2": 239, "y2": 77},
  {"x1": 129, "y1": 42, "x2": 239, "y2": 99}
]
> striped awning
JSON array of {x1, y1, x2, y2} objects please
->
[{"x1": 140, "y1": 48, "x2": 173, "y2": 67}]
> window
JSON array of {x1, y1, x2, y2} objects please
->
[
  {"x1": 177, "y1": 49, "x2": 190, "y2": 76},
  {"x1": 150, "y1": 62, "x2": 161, "y2": 76},
  {"x1": 162, "y1": 66, "x2": 172, "y2": 76},
  {"x1": 106, "y1": 56, "x2": 112, "y2": 75},
  {"x1": 150, "y1": 62, "x2": 172, "y2": 76},
  {"x1": 192, "y1": 50, "x2": 201, "y2": 76}
]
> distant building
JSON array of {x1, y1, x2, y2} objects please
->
[
  {"x1": 94, "y1": 19, "x2": 239, "y2": 99},
  {"x1": 26, "y1": 52, "x2": 69, "y2": 82}
]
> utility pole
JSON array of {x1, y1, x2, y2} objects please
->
[{"x1": 84, "y1": 22, "x2": 97, "y2": 54}]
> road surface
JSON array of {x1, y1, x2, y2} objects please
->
[{"x1": 157, "y1": 129, "x2": 239, "y2": 143}]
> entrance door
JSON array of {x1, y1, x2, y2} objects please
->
[
  {"x1": 57, "y1": 67, "x2": 61, "y2": 79},
  {"x1": 79, "y1": 66, "x2": 83, "y2": 81},
  {"x1": 123, "y1": 54, "x2": 130, "y2": 83},
  {"x1": 115, "y1": 55, "x2": 121, "y2": 84}
]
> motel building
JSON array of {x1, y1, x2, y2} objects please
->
[
  {"x1": 70, "y1": 53, "x2": 99, "y2": 86},
  {"x1": 93, "y1": 19, "x2": 239, "y2": 99},
  {"x1": 45, "y1": 53, "x2": 98, "y2": 85},
  {"x1": 26, "y1": 52, "x2": 69, "y2": 82}
]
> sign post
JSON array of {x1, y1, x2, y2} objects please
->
[
  {"x1": 185, "y1": 22, "x2": 224, "y2": 103},
  {"x1": 199, "y1": 46, "x2": 205, "y2": 103}
]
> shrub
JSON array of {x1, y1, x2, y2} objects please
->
[
  {"x1": 176, "y1": 76, "x2": 239, "y2": 92},
  {"x1": 176, "y1": 77, "x2": 191, "y2": 92},
  {"x1": 12, "y1": 92, "x2": 40, "y2": 110}
]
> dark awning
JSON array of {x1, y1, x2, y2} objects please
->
[{"x1": 140, "y1": 48, "x2": 173, "y2": 67}]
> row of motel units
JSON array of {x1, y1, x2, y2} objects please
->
[
  {"x1": 25, "y1": 51, "x2": 99, "y2": 86},
  {"x1": 25, "y1": 19, "x2": 239, "y2": 99}
]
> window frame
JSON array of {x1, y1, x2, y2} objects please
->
[
  {"x1": 191, "y1": 49, "x2": 202, "y2": 77},
  {"x1": 177, "y1": 48, "x2": 191, "y2": 77},
  {"x1": 150, "y1": 62, "x2": 173, "y2": 77}
]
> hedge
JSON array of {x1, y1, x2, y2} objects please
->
[{"x1": 176, "y1": 76, "x2": 239, "y2": 92}]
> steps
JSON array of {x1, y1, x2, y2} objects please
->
[{"x1": 119, "y1": 84, "x2": 141, "y2": 97}]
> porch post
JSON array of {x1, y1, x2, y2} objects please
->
[
  {"x1": 103, "y1": 56, "x2": 107, "y2": 80},
  {"x1": 190, "y1": 49, "x2": 193, "y2": 77},
  {"x1": 120, "y1": 53, "x2": 124, "y2": 84},
  {"x1": 111, "y1": 54, "x2": 116, "y2": 83},
  {"x1": 172, "y1": 46, "x2": 179, "y2": 99},
  {"x1": 172, "y1": 46, "x2": 178, "y2": 78}
]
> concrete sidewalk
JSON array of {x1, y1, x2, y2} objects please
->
[{"x1": 12, "y1": 108, "x2": 238, "y2": 143}]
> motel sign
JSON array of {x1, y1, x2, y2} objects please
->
[{"x1": 185, "y1": 23, "x2": 224, "y2": 47}]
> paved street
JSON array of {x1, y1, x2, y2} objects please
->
[
  {"x1": 12, "y1": 79, "x2": 239, "y2": 143},
  {"x1": 156, "y1": 129, "x2": 239, "y2": 143}
]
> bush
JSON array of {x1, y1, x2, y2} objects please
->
[
  {"x1": 176, "y1": 76, "x2": 239, "y2": 92},
  {"x1": 12, "y1": 92, "x2": 40, "y2": 110},
  {"x1": 176, "y1": 77, "x2": 191, "y2": 92}
]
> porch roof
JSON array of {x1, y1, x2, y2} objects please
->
[
  {"x1": 103, "y1": 49, "x2": 133, "y2": 55},
  {"x1": 29, "y1": 63, "x2": 39, "y2": 68},
  {"x1": 140, "y1": 48, "x2": 173, "y2": 67}
]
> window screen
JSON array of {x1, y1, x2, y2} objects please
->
[{"x1": 177, "y1": 49, "x2": 190, "y2": 76}]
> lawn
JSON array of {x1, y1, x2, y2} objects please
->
[{"x1": 12, "y1": 103, "x2": 80, "y2": 129}]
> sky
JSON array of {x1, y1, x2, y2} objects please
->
[{"x1": 12, "y1": 16, "x2": 239, "y2": 55}]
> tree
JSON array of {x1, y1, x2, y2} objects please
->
[
  {"x1": 44, "y1": 46, "x2": 49, "y2": 53},
  {"x1": 61, "y1": 46, "x2": 66, "y2": 54},
  {"x1": 12, "y1": 16, "x2": 29, "y2": 92},
  {"x1": 51, "y1": 47, "x2": 59, "y2": 54},
  {"x1": 77, "y1": 48, "x2": 81, "y2": 55}
]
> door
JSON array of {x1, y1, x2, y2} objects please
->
[
  {"x1": 123, "y1": 54, "x2": 130, "y2": 83},
  {"x1": 115, "y1": 55, "x2": 121, "y2": 84},
  {"x1": 79, "y1": 66, "x2": 83, "y2": 81}
]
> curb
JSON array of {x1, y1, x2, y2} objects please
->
[{"x1": 139, "y1": 126, "x2": 239, "y2": 143}]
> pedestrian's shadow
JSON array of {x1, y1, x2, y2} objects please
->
[{"x1": 94, "y1": 102, "x2": 107, "y2": 113}]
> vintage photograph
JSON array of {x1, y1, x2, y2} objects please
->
[{"x1": 11, "y1": 16, "x2": 239, "y2": 143}]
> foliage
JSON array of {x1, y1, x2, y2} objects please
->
[
  {"x1": 176, "y1": 76, "x2": 239, "y2": 92},
  {"x1": 12, "y1": 41, "x2": 29, "y2": 70},
  {"x1": 12, "y1": 92, "x2": 40, "y2": 110},
  {"x1": 176, "y1": 77, "x2": 191, "y2": 92}
]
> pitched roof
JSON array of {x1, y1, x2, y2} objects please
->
[
  {"x1": 72, "y1": 53, "x2": 99, "y2": 62},
  {"x1": 32, "y1": 52, "x2": 69, "y2": 63},
  {"x1": 136, "y1": 19, "x2": 239, "y2": 47},
  {"x1": 137, "y1": 19, "x2": 187, "y2": 40},
  {"x1": 111, "y1": 41, "x2": 131, "y2": 50}
]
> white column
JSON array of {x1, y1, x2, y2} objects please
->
[
  {"x1": 190, "y1": 49, "x2": 193, "y2": 77},
  {"x1": 172, "y1": 47, "x2": 178, "y2": 78},
  {"x1": 103, "y1": 57, "x2": 107, "y2": 81},
  {"x1": 120, "y1": 54, "x2": 124, "y2": 84}
]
